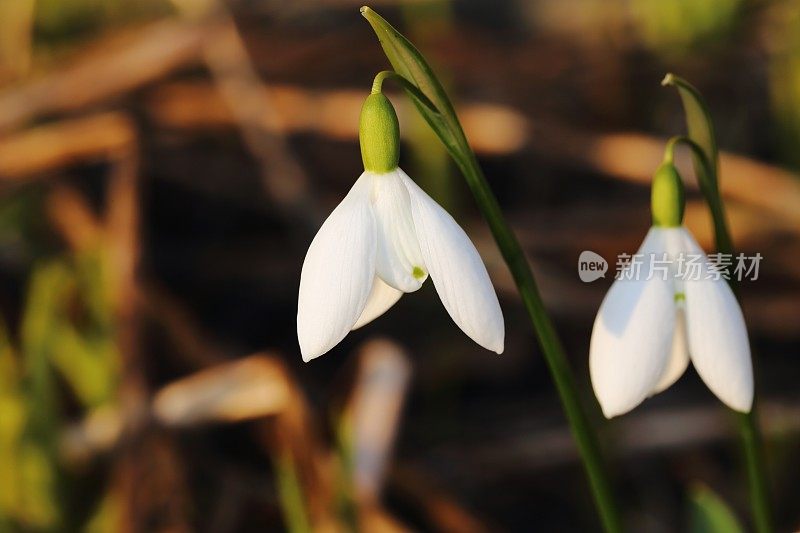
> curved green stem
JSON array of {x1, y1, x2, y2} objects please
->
[
  {"x1": 371, "y1": 70, "x2": 440, "y2": 115},
  {"x1": 361, "y1": 9, "x2": 623, "y2": 530},
  {"x1": 664, "y1": 136, "x2": 733, "y2": 255},
  {"x1": 661, "y1": 79, "x2": 773, "y2": 532}
]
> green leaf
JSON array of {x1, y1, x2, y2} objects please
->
[
  {"x1": 50, "y1": 324, "x2": 118, "y2": 408},
  {"x1": 360, "y1": 6, "x2": 468, "y2": 169},
  {"x1": 662, "y1": 73, "x2": 733, "y2": 255},
  {"x1": 274, "y1": 453, "x2": 311, "y2": 533},
  {"x1": 662, "y1": 73, "x2": 718, "y2": 185},
  {"x1": 84, "y1": 491, "x2": 120, "y2": 533},
  {"x1": 689, "y1": 484, "x2": 745, "y2": 533},
  {"x1": 20, "y1": 261, "x2": 73, "y2": 437},
  {"x1": 17, "y1": 443, "x2": 59, "y2": 528}
]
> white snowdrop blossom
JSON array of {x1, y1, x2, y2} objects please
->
[
  {"x1": 297, "y1": 88, "x2": 504, "y2": 362},
  {"x1": 590, "y1": 162, "x2": 753, "y2": 417}
]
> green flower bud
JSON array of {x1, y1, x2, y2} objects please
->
[
  {"x1": 359, "y1": 91, "x2": 400, "y2": 173},
  {"x1": 651, "y1": 161, "x2": 685, "y2": 227}
]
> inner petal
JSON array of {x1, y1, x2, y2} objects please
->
[
  {"x1": 650, "y1": 306, "x2": 690, "y2": 395},
  {"x1": 370, "y1": 171, "x2": 428, "y2": 292}
]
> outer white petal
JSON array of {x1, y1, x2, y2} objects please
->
[
  {"x1": 370, "y1": 170, "x2": 428, "y2": 292},
  {"x1": 681, "y1": 229, "x2": 753, "y2": 412},
  {"x1": 589, "y1": 228, "x2": 677, "y2": 418},
  {"x1": 399, "y1": 169, "x2": 504, "y2": 353},
  {"x1": 651, "y1": 306, "x2": 690, "y2": 394},
  {"x1": 297, "y1": 175, "x2": 376, "y2": 362},
  {"x1": 352, "y1": 277, "x2": 403, "y2": 330}
]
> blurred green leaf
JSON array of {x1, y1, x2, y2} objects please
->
[
  {"x1": 16, "y1": 261, "x2": 78, "y2": 531},
  {"x1": 84, "y1": 491, "x2": 120, "y2": 533},
  {"x1": 629, "y1": 0, "x2": 742, "y2": 56},
  {"x1": 333, "y1": 416, "x2": 357, "y2": 531},
  {"x1": 21, "y1": 261, "x2": 74, "y2": 435},
  {"x1": 0, "y1": 193, "x2": 121, "y2": 530},
  {"x1": 16, "y1": 443, "x2": 60, "y2": 529},
  {"x1": 34, "y1": 0, "x2": 172, "y2": 45},
  {"x1": 0, "y1": 321, "x2": 19, "y2": 390},
  {"x1": 0, "y1": 188, "x2": 51, "y2": 264},
  {"x1": 689, "y1": 484, "x2": 745, "y2": 533},
  {"x1": 51, "y1": 247, "x2": 119, "y2": 408},
  {"x1": 21, "y1": 251, "x2": 119, "y2": 410},
  {"x1": 51, "y1": 324, "x2": 118, "y2": 408},
  {"x1": 275, "y1": 453, "x2": 311, "y2": 533},
  {"x1": 74, "y1": 249, "x2": 114, "y2": 332},
  {"x1": 768, "y1": 3, "x2": 800, "y2": 169},
  {"x1": 0, "y1": 394, "x2": 26, "y2": 520}
]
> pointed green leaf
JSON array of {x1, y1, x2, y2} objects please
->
[
  {"x1": 689, "y1": 484, "x2": 745, "y2": 533},
  {"x1": 662, "y1": 73, "x2": 718, "y2": 187},
  {"x1": 361, "y1": 6, "x2": 468, "y2": 168},
  {"x1": 662, "y1": 74, "x2": 733, "y2": 255}
]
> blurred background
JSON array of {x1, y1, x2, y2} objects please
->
[{"x1": 0, "y1": 0, "x2": 798, "y2": 531}]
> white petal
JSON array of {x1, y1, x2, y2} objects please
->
[
  {"x1": 399, "y1": 169, "x2": 504, "y2": 353},
  {"x1": 352, "y1": 277, "x2": 403, "y2": 330},
  {"x1": 370, "y1": 170, "x2": 428, "y2": 292},
  {"x1": 681, "y1": 229, "x2": 753, "y2": 412},
  {"x1": 297, "y1": 175, "x2": 377, "y2": 362},
  {"x1": 589, "y1": 228, "x2": 676, "y2": 418},
  {"x1": 651, "y1": 306, "x2": 690, "y2": 394}
]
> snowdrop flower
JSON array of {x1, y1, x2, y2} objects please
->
[
  {"x1": 590, "y1": 161, "x2": 753, "y2": 417},
  {"x1": 297, "y1": 85, "x2": 504, "y2": 361}
]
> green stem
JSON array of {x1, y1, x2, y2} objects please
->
[
  {"x1": 664, "y1": 137, "x2": 732, "y2": 254},
  {"x1": 371, "y1": 70, "x2": 393, "y2": 93},
  {"x1": 371, "y1": 70, "x2": 439, "y2": 113},
  {"x1": 736, "y1": 410, "x2": 772, "y2": 533},
  {"x1": 668, "y1": 136, "x2": 772, "y2": 533},
  {"x1": 455, "y1": 147, "x2": 623, "y2": 532},
  {"x1": 378, "y1": 70, "x2": 622, "y2": 533},
  {"x1": 359, "y1": 10, "x2": 621, "y2": 525}
]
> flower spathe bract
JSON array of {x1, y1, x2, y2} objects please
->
[
  {"x1": 589, "y1": 226, "x2": 753, "y2": 417},
  {"x1": 297, "y1": 168, "x2": 504, "y2": 361}
]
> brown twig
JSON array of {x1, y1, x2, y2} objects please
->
[
  {"x1": 144, "y1": 79, "x2": 800, "y2": 231},
  {"x1": 169, "y1": 0, "x2": 320, "y2": 230},
  {"x1": 0, "y1": 20, "x2": 204, "y2": 134},
  {"x1": 45, "y1": 184, "x2": 104, "y2": 252},
  {"x1": 0, "y1": 112, "x2": 136, "y2": 181}
]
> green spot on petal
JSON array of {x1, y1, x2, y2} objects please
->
[
  {"x1": 412, "y1": 266, "x2": 426, "y2": 280},
  {"x1": 675, "y1": 292, "x2": 686, "y2": 302}
]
